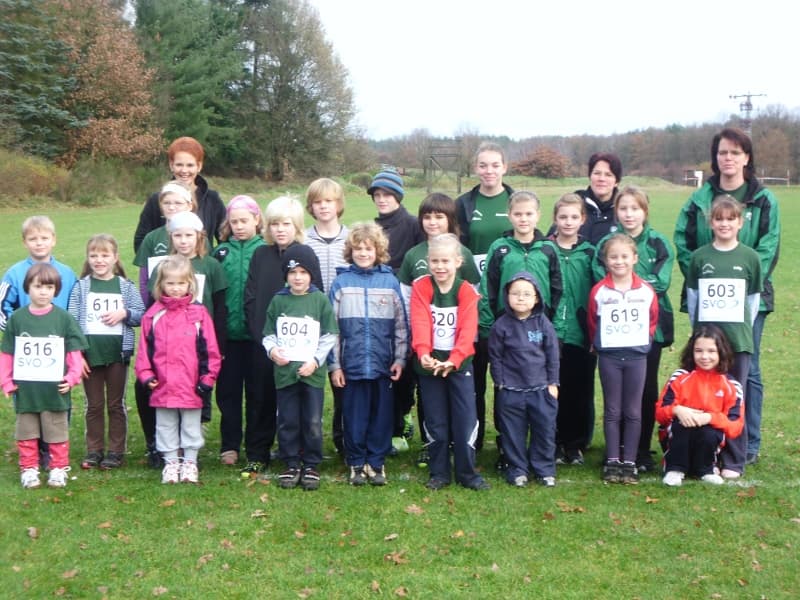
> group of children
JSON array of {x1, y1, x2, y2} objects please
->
[{"x1": 0, "y1": 141, "x2": 767, "y2": 492}]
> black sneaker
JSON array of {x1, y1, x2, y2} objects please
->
[
  {"x1": 636, "y1": 451, "x2": 656, "y2": 473},
  {"x1": 365, "y1": 464, "x2": 387, "y2": 486},
  {"x1": 555, "y1": 446, "x2": 567, "y2": 465},
  {"x1": 621, "y1": 463, "x2": 639, "y2": 485},
  {"x1": 745, "y1": 453, "x2": 759, "y2": 465},
  {"x1": 100, "y1": 452, "x2": 124, "y2": 470},
  {"x1": 240, "y1": 461, "x2": 266, "y2": 480},
  {"x1": 603, "y1": 460, "x2": 623, "y2": 483},
  {"x1": 279, "y1": 467, "x2": 301, "y2": 489},
  {"x1": 349, "y1": 466, "x2": 367, "y2": 486},
  {"x1": 81, "y1": 452, "x2": 103, "y2": 470},
  {"x1": 300, "y1": 468, "x2": 320, "y2": 491},
  {"x1": 146, "y1": 449, "x2": 163, "y2": 469},
  {"x1": 416, "y1": 449, "x2": 430, "y2": 468},
  {"x1": 565, "y1": 448, "x2": 584, "y2": 465},
  {"x1": 463, "y1": 477, "x2": 490, "y2": 491},
  {"x1": 495, "y1": 453, "x2": 509, "y2": 472},
  {"x1": 425, "y1": 477, "x2": 449, "y2": 490}
]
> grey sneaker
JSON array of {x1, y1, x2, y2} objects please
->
[
  {"x1": 365, "y1": 464, "x2": 387, "y2": 486},
  {"x1": 349, "y1": 466, "x2": 367, "y2": 486}
]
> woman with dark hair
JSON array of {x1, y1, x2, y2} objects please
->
[
  {"x1": 575, "y1": 152, "x2": 623, "y2": 245},
  {"x1": 133, "y1": 137, "x2": 227, "y2": 252},
  {"x1": 674, "y1": 126, "x2": 780, "y2": 467}
]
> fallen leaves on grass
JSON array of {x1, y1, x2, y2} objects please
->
[
  {"x1": 62, "y1": 569, "x2": 78, "y2": 579},
  {"x1": 259, "y1": 493, "x2": 269, "y2": 503},
  {"x1": 384, "y1": 533, "x2": 399, "y2": 541},
  {"x1": 294, "y1": 531, "x2": 306, "y2": 539},
  {"x1": 160, "y1": 499, "x2": 176, "y2": 508},
  {"x1": 404, "y1": 504, "x2": 424, "y2": 515},
  {"x1": 542, "y1": 511, "x2": 555, "y2": 521},
  {"x1": 370, "y1": 580, "x2": 381, "y2": 593},
  {"x1": 394, "y1": 586, "x2": 409, "y2": 596},
  {"x1": 27, "y1": 527, "x2": 39, "y2": 539},
  {"x1": 384, "y1": 550, "x2": 409, "y2": 565},
  {"x1": 97, "y1": 521, "x2": 112, "y2": 529},
  {"x1": 451, "y1": 530, "x2": 464, "y2": 538},
  {"x1": 645, "y1": 496, "x2": 659, "y2": 504},
  {"x1": 556, "y1": 501, "x2": 586, "y2": 513},
  {"x1": 297, "y1": 588, "x2": 314, "y2": 598},
  {"x1": 250, "y1": 509, "x2": 268, "y2": 519},
  {"x1": 220, "y1": 539, "x2": 234, "y2": 549},
  {"x1": 152, "y1": 586, "x2": 168, "y2": 596},
  {"x1": 196, "y1": 554, "x2": 213, "y2": 568}
]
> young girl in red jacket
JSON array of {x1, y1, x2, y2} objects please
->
[
  {"x1": 135, "y1": 255, "x2": 221, "y2": 484},
  {"x1": 656, "y1": 324, "x2": 744, "y2": 486}
]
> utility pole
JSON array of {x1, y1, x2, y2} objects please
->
[{"x1": 729, "y1": 92, "x2": 766, "y2": 136}]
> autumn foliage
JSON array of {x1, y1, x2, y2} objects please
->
[
  {"x1": 48, "y1": 0, "x2": 163, "y2": 166},
  {"x1": 510, "y1": 146, "x2": 571, "y2": 179}
]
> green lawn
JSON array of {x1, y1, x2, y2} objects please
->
[{"x1": 0, "y1": 178, "x2": 798, "y2": 599}]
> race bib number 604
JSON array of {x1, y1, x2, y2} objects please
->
[
  {"x1": 13, "y1": 336, "x2": 65, "y2": 382},
  {"x1": 276, "y1": 316, "x2": 320, "y2": 363}
]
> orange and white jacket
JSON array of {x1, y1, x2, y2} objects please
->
[{"x1": 656, "y1": 368, "x2": 744, "y2": 439}]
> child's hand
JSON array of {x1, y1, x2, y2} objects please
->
[
  {"x1": 432, "y1": 361, "x2": 455, "y2": 378},
  {"x1": 548, "y1": 384, "x2": 559, "y2": 399},
  {"x1": 419, "y1": 354, "x2": 436, "y2": 370},
  {"x1": 674, "y1": 405, "x2": 708, "y2": 428},
  {"x1": 148, "y1": 379, "x2": 159, "y2": 390},
  {"x1": 389, "y1": 362, "x2": 403, "y2": 381},
  {"x1": 81, "y1": 357, "x2": 91, "y2": 379},
  {"x1": 57, "y1": 379, "x2": 72, "y2": 395},
  {"x1": 270, "y1": 348, "x2": 290, "y2": 366},
  {"x1": 331, "y1": 369, "x2": 345, "y2": 388},
  {"x1": 102, "y1": 309, "x2": 127, "y2": 327},
  {"x1": 297, "y1": 360, "x2": 317, "y2": 378}
]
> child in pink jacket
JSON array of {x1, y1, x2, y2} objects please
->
[{"x1": 135, "y1": 255, "x2": 221, "y2": 484}]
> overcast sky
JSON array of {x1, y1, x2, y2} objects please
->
[{"x1": 308, "y1": 0, "x2": 796, "y2": 140}]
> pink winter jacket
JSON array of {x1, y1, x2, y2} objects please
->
[{"x1": 135, "y1": 295, "x2": 221, "y2": 409}]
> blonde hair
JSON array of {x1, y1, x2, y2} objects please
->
[
  {"x1": 152, "y1": 255, "x2": 197, "y2": 302},
  {"x1": 710, "y1": 194, "x2": 743, "y2": 221},
  {"x1": 81, "y1": 234, "x2": 126, "y2": 278},
  {"x1": 159, "y1": 181, "x2": 197, "y2": 213},
  {"x1": 508, "y1": 190, "x2": 540, "y2": 210},
  {"x1": 306, "y1": 178, "x2": 345, "y2": 218},
  {"x1": 263, "y1": 195, "x2": 305, "y2": 244},
  {"x1": 168, "y1": 229, "x2": 208, "y2": 258},
  {"x1": 615, "y1": 185, "x2": 649, "y2": 222},
  {"x1": 602, "y1": 232, "x2": 638, "y2": 260},
  {"x1": 427, "y1": 233, "x2": 461, "y2": 258},
  {"x1": 344, "y1": 222, "x2": 390, "y2": 266},
  {"x1": 552, "y1": 192, "x2": 585, "y2": 219},
  {"x1": 21, "y1": 215, "x2": 56, "y2": 238}
]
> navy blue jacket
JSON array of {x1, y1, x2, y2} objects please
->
[{"x1": 488, "y1": 272, "x2": 560, "y2": 390}]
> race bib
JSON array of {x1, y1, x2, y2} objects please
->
[
  {"x1": 600, "y1": 301, "x2": 649, "y2": 348},
  {"x1": 431, "y1": 305, "x2": 457, "y2": 351},
  {"x1": 698, "y1": 278, "x2": 745, "y2": 323},
  {"x1": 194, "y1": 273, "x2": 206, "y2": 303},
  {"x1": 147, "y1": 255, "x2": 169, "y2": 277},
  {"x1": 276, "y1": 316, "x2": 320, "y2": 362},
  {"x1": 473, "y1": 253, "x2": 487, "y2": 274},
  {"x1": 13, "y1": 336, "x2": 65, "y2": 382},
  {"x1": 86, "y1": 292, "x2": 123, "y2": 335}
]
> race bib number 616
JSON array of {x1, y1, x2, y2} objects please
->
[{"x1": 13, "y1": 336, "x2": 65, "y2": 382}]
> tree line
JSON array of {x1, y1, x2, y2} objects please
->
[{"x1": 2, "y1": 0, "x2": 798, "y2": 183}]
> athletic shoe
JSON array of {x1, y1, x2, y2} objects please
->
[
  {"x1": 402, "y1": 413, "x2": 415, "y2": 440},
  {"x1": 301, "y1": 467, "x2": 320, "y2": 491},
  {"x1": 603, "y1": 460, "x2": 623, "y2": 483},
  {"x1": 47, "y1": 466, "x2": 71, "y2": 488},
  {"x1": 240, "y1": 461, "x2": 266, "y2": 480},
  {"x1": 701, "y1": 473, "x2": 724, "y2": 485},
  {"x1": 220, "y1": 450, "x2": 239, "y2": 466},
  {"x1": 365, "y1": 464, "x2": 387, "y2": 486},
  {"x1": 81, "y1": 452, "x2": 103, "y2": 470},
  {"x1": 512, "y1": 475, "x2": 528, "y2": 487},
  {"x1": 538, "y1": 476, "x2": 556, "y2": 488},
  {"x1": 21, "y1": 468, "x2": 40, "y2": 489},
  {"x1": 391, "y1": 436, "x2": 409, "y2": 453},
  {"x1": 566, "y1": 448, "x2": 584, "y2": 465},
  {"x1": 720, "y1": 468, "x2": 741, "y2": 480},
  {"x1": 555, "y1": 446, "x2": 567, "y2": 465},
  {"x1": 745, "y1": 453, "x2": 759, "y2": 465},
  {"x1": 278, "y1": 467, "x2": 301, "y2": 489},
  {"x1": 146, "y1": 449, "x2": 163, "y2": 469},
  {"x1": 636, "y1": 451, "x2": 656, "y2": 473},
  {"x1": 161, "y1": 460, "x2": 181, "y2": 484},
  {"x1": 100, "y1": 452, "x2": 124, "y2": 470},
  {"x1": 180, "y1": 460, "x2": 199, "y2": 483},
  {"x1": 416, "y1": 449, "x2": 430, "y2": 468},
  {"x1": 621, "y1": 463, "x2": 639, "y2": 485},
  {"x1": 495, "y1": 452, "x2": 509, "y2": 472},
  {"x1": 349, "y1": 466, "x2": 367, "y2": 486},
  {"x1": 425, "y1": 477, "x2": 449, "y2": 490},
  {"x1": 463, "y1": 477, "x2": 490, "y2": 491},
  {"x1": 662, "y1": 471, "x2": 685, "y2": 486}
]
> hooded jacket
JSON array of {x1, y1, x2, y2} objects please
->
[
  {"x1": 488, "y1": 272, "x2": 560, "y2": 390},
  {"x1": 674, "y1": 175, "x2": 779, "y2": 312},
  {"x1": 135, "y1": 295, "x2": 221, "y2": 409},
  {"x1": 213, "y1": 235, "x2": 265, "y2": 341}
]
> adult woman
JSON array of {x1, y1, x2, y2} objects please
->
[
  {"x1": 674, "y1": 127, "x2": 780, "y2": 468},
  {"x1": 133, "y1": 137, "x2": 227, "y2": 252},
  {"x1": 455, "y1": 142, "x2": 514, "y2": 457},
  {"x1": 574, "y1": 152, "x2": 623, "y2": 245}
]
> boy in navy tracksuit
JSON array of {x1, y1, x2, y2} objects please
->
[{"x1": 489, "y1": 272, "x2": 560, "y2": 487}]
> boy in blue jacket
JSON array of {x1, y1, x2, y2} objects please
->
[{"x1": 489, "y1": 272, "x2": 560, "y2": 487}]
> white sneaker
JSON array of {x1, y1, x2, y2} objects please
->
[
  {"x1": 180, "y1": 461, "x2": 199, "y2": 483},
  {"x1": 161, "y1": 460, "x2": 181, "y2": 484},
  {"x1": 701, "y1": 473, "x2": 725, "y2": 485},
  {"x1": 47, "y1": 466, "x2": 71, "y2": 488},
  {"x1": 720, "y1": 469, "x2": 741, "y2": 480},
  {"x1": 512, "y1": 475, "x2": 528, "y2": 487},
  {"x1": 21, "y1": 468, "x2": 41, "y2": 489},
  {"x1": 662, "y1": 470, "x2": 685, "y2": 487}
]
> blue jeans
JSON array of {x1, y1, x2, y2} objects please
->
[
  {"x1": 342, "y1": 378, "x2": 393, "y2": 469},
  {"x1": 745, "y1": 312, "x2": 767, "y2": 456},
  {"x1": 276, "y1": 382, "x2": 323, "y2": 469}
]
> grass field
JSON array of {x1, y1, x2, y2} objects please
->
[{"x1": 0, "y1": 176, "x2": 798, "y2": 599}]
